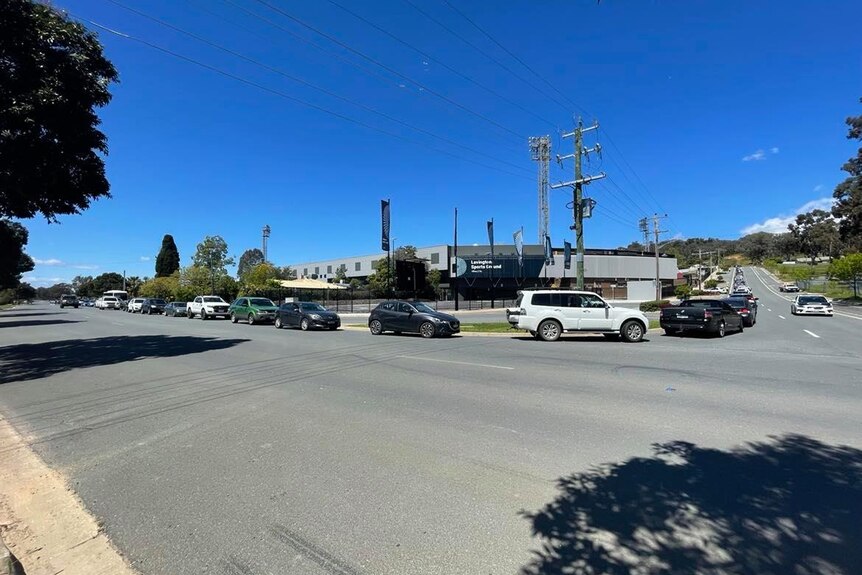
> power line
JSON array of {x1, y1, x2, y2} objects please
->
[
  {"x1": 101, "y1": 0, "x2": 534, "y2": 177},
  {"x1": 325, "y1": 0, "x2": 559, "y2": 129},
  {"x1": 249, "y1": 0, "x2": 526, "y2": 142},
  {"x1": 70, "y1": 14, "x2": 534, "y2": 182},
  {"x1": 441, "y1": 0, "x2": 585, "y2": 116}
]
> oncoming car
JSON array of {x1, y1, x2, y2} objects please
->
[{"x1": 790, "y1": 295, "x2": 833, "y2": 316}]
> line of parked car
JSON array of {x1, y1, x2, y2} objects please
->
[{"x1": 659, "y1": 266, "x2": 759, "y2": 338}]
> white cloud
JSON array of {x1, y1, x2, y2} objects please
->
[
  {"x1": 770, "y1": 147, "x2": 780, "y2": 154},
  {"x1": 742, "y1": 149, "x2": 766, "y2": 162},
  {"x1": 71, "y1": 264, "x2": 99, "y2": 270},
  {"x1": 741, "y1": 197, "x2": 836, "y2": 235},
  {"x1": 813, "y1": 184, "x2": 824, "y2": 192},
  {"x1": 33, "y1": 258, "x2": 63, "y2": 266},
  {"x1": 139, "y1": 256, "x2": 151, "y2": 262}
]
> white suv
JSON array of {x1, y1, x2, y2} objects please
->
[
  {"x1": 127, "y1": 298, "x2": 146, "y2": 313},
  {"x1": 508, "y1": 290, "x2": 649, "y2": 342}
]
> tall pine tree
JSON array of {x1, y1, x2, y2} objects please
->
[{"x1": 155, "y1": 234, "x2": 180, "y2": 277}]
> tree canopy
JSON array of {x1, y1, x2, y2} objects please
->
[
  {"x1": 832, "y1": 98, "x2": 862, "y2": 251},
  {"x1": 155, "y1": 234, "x2": 180, "y2": 277},
  {"x1": 237, "y1": 248, "x2": 264, "y2": 280},
  {"x1": 0, "y1": 1, "x2": 119, "y2": 221},
  {"x1": 829, "y1": 253, "x2": 862, "y2": 298},
  {"x1": 0, "y1": 219, "x2": 35, "y2": 289}
]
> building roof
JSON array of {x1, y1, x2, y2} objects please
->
[{"x1": 277, "y1": 278, "x2": 348, "y2": 290}]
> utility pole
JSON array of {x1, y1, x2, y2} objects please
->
[
  {"x1": 652, "y1": 213, "x2": 668, "y2": 300},
  {"x1": 551, "y1": 118, "x2": 605, "y2": 290},
  {"x1": 529, "y1": 136, "x2": 551, "y2": 245}
]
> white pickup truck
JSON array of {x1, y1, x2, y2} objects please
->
[{"x1": 187, "y1": 295, "x2": 231, "y2": 320}]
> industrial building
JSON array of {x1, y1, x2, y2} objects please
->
[{"x1": 289, "y1": 244, "x2": 679, "y2": 301}]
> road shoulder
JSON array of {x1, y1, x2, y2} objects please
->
[{"x1": 0, "y1": 416, "x2": 138, "y2": 575}]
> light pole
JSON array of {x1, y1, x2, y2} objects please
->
[{"x1": 391, "y1": 238, "x2": 398, "y2": 296}]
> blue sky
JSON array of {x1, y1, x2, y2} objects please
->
[{"x1": 22, "y1": 0, "x2": 862, "y2": 286}]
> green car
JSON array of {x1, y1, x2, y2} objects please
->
[{"x1": 229, "y1": 297, "x2": 279, "y2": 325}]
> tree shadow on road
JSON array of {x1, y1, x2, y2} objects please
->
[
  {"x1": 0, "y1": 335, "x2": 250, "y2": 384},
  {"x1": 0, "y1": 319, "x2": 82, "y2": 329},
  {"x1": 0, "y1": 311, "x2": 63, "y2": 319},
  {"x1": 521, "y1": 434, "x2": 862, "y2": 575}
]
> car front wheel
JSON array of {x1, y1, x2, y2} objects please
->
[
  {"x1": 419, "y1": 321, "x2": 435, "y2": 338},
  {"x1": 369, "y1": 319, "x2": 383, "y2": 335},
  {"x1": 300, "y1": 318, "x2": 310, "y2": 331},
  {"x1": 275, "y1": 317, "x2": 283, "y2": 329},
  {"x1": 715, "y1": 321, "x2": 726, "y2": 338},
  {"x1": 621, "y1": 320, "x2": 645, "y2": 343},
  {"x1": 537, "y1": 319, "x2": 561, "y2": 342},
  {"x1": 230, "y1": 313, "x2": 238, "y2": 324},
  {"x1": 248, "y1": 313, "x2": 255, "y2": 325}
]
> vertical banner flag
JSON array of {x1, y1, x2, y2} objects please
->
[
  {"x1": 545, "y1": 235, "x2": 553, "y2": 265},
  {"x1": 564, "y1": 240, "x2": 572, "y2": 269},
  {"x1": 381, "y1": 199, "x2": 390, "y2": 251},
  {"x1": 487, "y1": 219, "x2": 495, "y2": 254},
  {"x1": 513, "y1": 228, "x2": 524, "y2": 266}
]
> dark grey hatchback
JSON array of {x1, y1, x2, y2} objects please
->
[
  {"x1": 275, "y1": 301, "x2": 341, "y2": 331},
  {"x1": 368, "y1": 301, "x2": 460, "y2": 338}
]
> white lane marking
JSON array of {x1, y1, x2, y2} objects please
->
[
  {"x1": 778, "y1": 315, "x2": 786, "y2": 320},
  {"x1": 803, "y1": 329, "x2": 821, "y2": 339},
  {"x1": 397, "y1": 355, "x2": 514, "y2": 370},
  {"x1": 767, "y1": 308, "x2": 772, "y2": 312}
]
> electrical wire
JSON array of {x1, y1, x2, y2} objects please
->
[
  {"x1": 101, "y1": 0, "x2": 535, "y2": 177},
  {"x1": 323, "y1": 0, "x2": 559, "y2": 130},
  {"x1": 249, "y1": 0, "x2": 526, "y2": 142},
  {"x1": 70, "y1": 14, "x2": 534, "y2": 182}
]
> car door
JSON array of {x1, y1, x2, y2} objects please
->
[
  {"x1": 721, "y1": 302, "x2": 740, "y2": 329},
  {"x1": 393, "y1": 302, "x2": 417, "y2": 332},
  {"x1": 577, "y1": 294, "x2": 615, "y2": 331},
  {"x1": 285, "y1": 303, "x2": 302, "y2": 326}
]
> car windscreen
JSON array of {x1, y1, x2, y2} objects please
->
[
  {"x1": 413, "y1": 302, "x2": 436, "y2": 313},
  {"x1": 151, "y1": 299, "x2": 166, "y2": 304},
  {"x1": 171, "y1": 302, "x2": 187, "y2": 306},
  {"x1": 203, "y1": 297, "x2": 223, "y2": 303},
  {"x1": 724, "y1": 298, "x2": 747, "y2": 308},
  {"x1": 799, "y1": 296, "x2": 828, "y2": 305},
  {"x1": 300, "y1": 303, "x2": 326, "y2": 311},
  {"x1": 250, "y1": 298, "x2": 275, "y2": 307}
]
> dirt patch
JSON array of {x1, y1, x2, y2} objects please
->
[{"x1": 0, "y1": 416, "x2": 138, "y2": 575}]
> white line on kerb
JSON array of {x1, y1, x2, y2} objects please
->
[
  {"x1": 398, "y1": 356, "x2": 514, "y2": 370},
  {"x1": 778, "y1": 315, "x2": 786, "y2": 320},
  {"x1": 803, "y1": 329, "x2": 821, "y2": 339}
]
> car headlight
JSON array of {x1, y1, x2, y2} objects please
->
[
  {"x1": 310, "y1": 314, "x2": 322, "y2": 320},
  {"x1": 430, "y1": 316, "x2": 442, "y2": 323}
]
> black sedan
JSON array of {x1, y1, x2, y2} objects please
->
[
  {"x1": 163, "y1": 301, "x2": 188, "y2": 317},
  {"x1": 141, "y1": 298, "x2": 167, "y2": 315},
  {"x1": 275, "y1": 301, "x2": 341, "y2": 331},
  {"x1": 368, "y1": 301, "x2": 460, "y2": 338},
  {"x1": 724, "y1": 296, "x2": 756, "y2": 326}
]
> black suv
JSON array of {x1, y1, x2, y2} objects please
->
[
  {"x1": 368, "y1": 301, "x2": 460, "y2": 338},
  {"x1": 59, "y1": 294, "x2": 79, "y2": 308}
]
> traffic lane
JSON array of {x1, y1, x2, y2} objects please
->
[
  {"x1": 745, "y1": 267, "x2": 862, "y2": 357},
  {"x1": 3, "y1": 304, "x2": 862, "y2": 573}
]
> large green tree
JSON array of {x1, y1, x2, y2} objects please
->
[
  {"x1": 0, "y1": 219, "x2": 35, "y2": 289},
  {"x1": 191, "y1": 236, "x2": 235, "y2": 294},
  {"x1": 833, "y1": 98, "x2": 862, "y2": 250},
  {"x1": 788, "y1": 209, "x2": 841, "y2": 262},
  {"x1": 155, "y1": 234, "x2": 180, "y2": 277},
  {"x1": 0, "y1": 1, "x2": 118, "y2": 221},
  {"x1": 237, "y1": 248, "x2": 264, "y2": 280}
]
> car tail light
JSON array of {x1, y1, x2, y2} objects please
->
[
  {"x1": 740, "y1": 308, "x2": 749, "y2": 314},
  {"x1": 703, "y1": 310, "x2": 713, "y2": 319}
]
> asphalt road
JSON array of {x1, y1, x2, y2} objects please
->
[{"x1": 1, "y1": 276, "x2": 861, "y2": 574}]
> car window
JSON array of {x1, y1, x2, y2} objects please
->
[
  {"x1": 300, "y1": 303, "x2": 325, "y2": 311},
  {"x1": 398, "y1": 302, "x2": 415, "y2": 313},
  {"x1": 250, "y1": 298, "x2": 275, "y2": 307},
  {"x1": 414, "y1": 302, "x2": 435, "y2": 313},
  {"x1": 799, "y1": 296, "x2": 828, "y2": 305},
  {"x1": 203, "y1": 296, "x2": 223, "y2": 303},
  {"x1": 380, "y1": 302, "x2": 395, "y2": 311}
]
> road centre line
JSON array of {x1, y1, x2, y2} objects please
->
[
  {"x1": 397, "y1": 356, "x2": 514, "y2": 370},
  {"x1": 767, "y1": 308, "x2": 772, "y2": 312},
  {"x1": 778, "y1": 315, "x2": 786, "y2": 320},
  {"x1": 803, "y1": 329, "x2": 821, "y2": 339}
]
